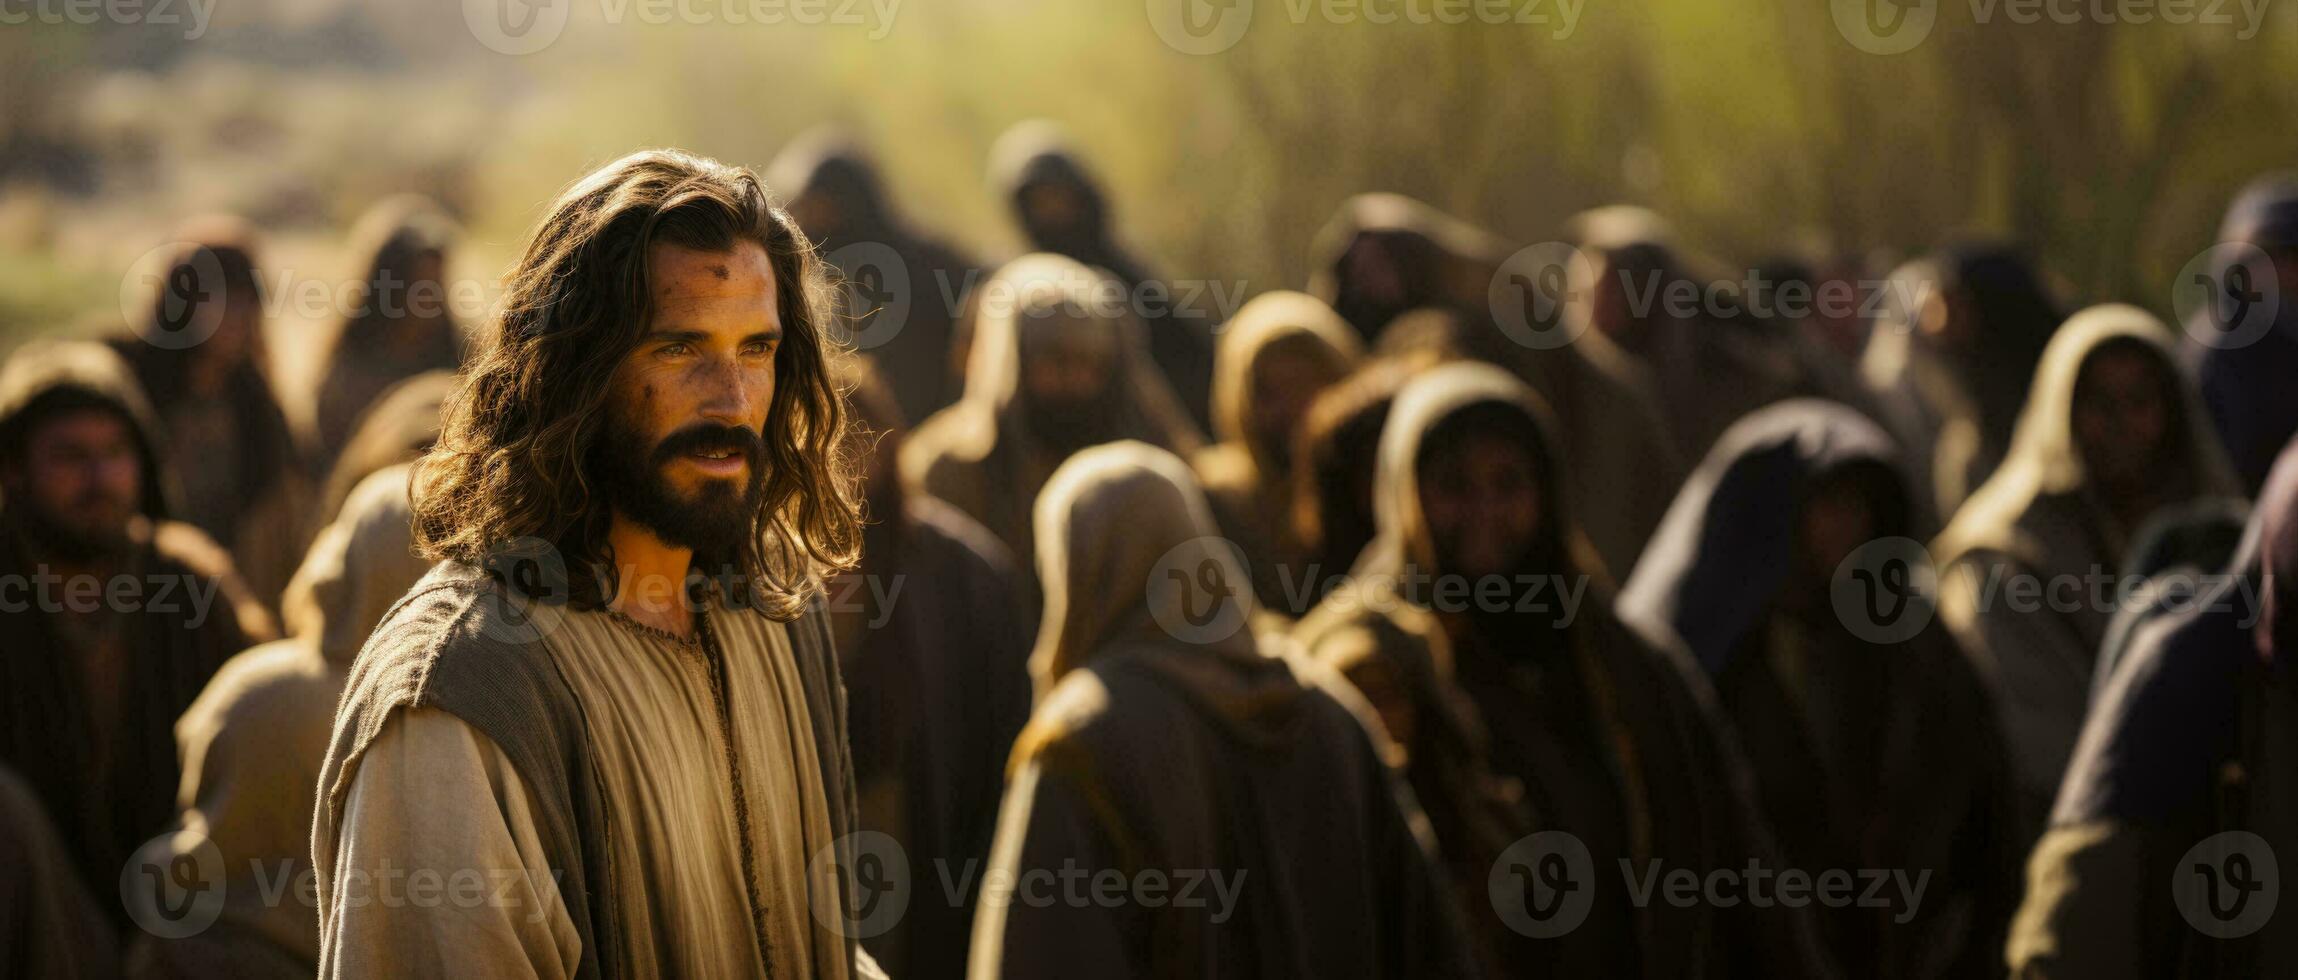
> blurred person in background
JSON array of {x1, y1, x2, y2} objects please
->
[
  {"x1": 313, "y1": 150, "x2": 883, "y2": 978},
  {"x1": 0, "y1": 761, "x2": 118, "y2": 979},
  {"x1": 1310, "y1": 194, "x2": 1682, "y2": 579},
  {"x1": 830, "y1": 355, "x2": 1035, "y2": 980},
  {"x1": 311, "y1": 369, "x2": 453, "y2": 528},
  {"x1": 310, "y1": 195, "x2": 465, "y2": 475},
  {"x1": 990, "y1": 121, "x2": 1215, "y2": 430},
  {"x1": 1936, "y1": 304, "x2": 2240, "y2": 842},
  {"x1": 773, "y1": 127, "x2": 980, "y2": 425},
  {"x1": 128, "y1": 465, "x2": 428, "y2": 980},
  {"x1": 1562, "y1": 204, "x2": 1804, "y2": 462},
  {"x1": 1191, "y1": 289, "x2": 1362, "y2": 616},
  {"x1": 901, "y1": 252, "x2": 1202, "y2": 571},
  {"x1": 0, "y1": 339, "x2": 271, "y2": 924},
  {"x1": 970, "y1": 441, "x2": 1478, "y2": 978},
  {"x1": 1286, "y1": 357, "x2": 1416, "y2": 613},
  {"x1": 2009, "y1": 436, "x2": 2298, "y2": 978},
  {"x1": 2186, "y1": 173, "x2": 2298, "y2": 496},
  {"x1": 1862, "y1": 243, "x2": 2064, "y2": 518},
  {"x1": 1293, "y1": 362, "x2": 1828, "y2": 978},
  {"x1": 109, "y1": 222, "x2": 311, "y2": 611},
  {"x1": 1621, "y1": 401, "x2": 2019, "y2": 979}
]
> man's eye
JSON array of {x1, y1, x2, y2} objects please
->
[
  {"x1": 660, "y1": 343, "x2": 690, "y2": 357},
  {"x1": 743, "y1": 342, "x2": 776, "y2": 357}
]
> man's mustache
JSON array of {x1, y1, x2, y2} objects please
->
[{"x1": 651, "y1": 423, "x2": 764, "y2": 467}]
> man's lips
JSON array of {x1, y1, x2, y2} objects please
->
[{"x1": 678, "y1": 447, "x2": 748, "y2": 477}]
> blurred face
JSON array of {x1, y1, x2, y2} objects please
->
[
  {"x1": 5, "y1": 408, "x2": 141, "y2": 558},
  {"x1": 1797, "y1": 472, "x2": 1878, "y2": 591},
  {"x1": 1417, "y1": 429, "x2": 1542, "y2": 581},
  {"x1": 2073, "y1": 345, "x2": 2174, "y2": 493},
  {"x1": 1248, "y1": 343, "x2": 1343, "y2": 472},
  {"x1": 1019, "y1": 323, "x2": 1119, "y2": 453},
  {"x1": 1020, "y1": 181, "x2": 1088, "y2": 242},
  {"x1": 597, "y1": 240, "x2": 781, "y2": 551}
]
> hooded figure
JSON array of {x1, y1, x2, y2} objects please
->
[
  {"x1": 310, "y1": 196, "x2": 466, "y2": 473},
  {"x1": 829, "y1": 357, "x2": 1035, "y2": 980},
  {"x1": 1862, "y1": 243, "x2": 2064, "y2": 518},
  {"x1": 969, "y1": 441, "x2": 1477, "y2": 978},
  {"x1": 2187, "y1": 174, "x2": 2298, "y2": 495},
  {"x1": 1619, "y1": 400, "x2": 2019, "y2": 979},
  {"x1": 1307, "y1": 194, "x2": 1682, "y2": 579},
  {"x1": 109, "y1": 222, "x2": 312, "y2": 610},
  {"x1": 990, "y1": 121, "x2": 1215, "y2": 428},
  {"x1": 772, "y1": 129, "x2": 979, "y2": 424},
  {"x1": 1292, "y1": 362, "x2": 1827, "y2": 978},
  {"x1": 128, "y1": 465, "x2": 428, "y2": 979},
  {"x1": 1192, "y1": 290, "x2": 1363, "y2": 614},
  {"x1": 1563, "y1": 205, "x2": 1810, "y2": 461},
  {"x1": 2008, "y1": 437, "x2": 2298, "y2": 979},
  {"x1": 901, "y1": 253, "x2": 1203, "y2": 567},
  {"x1": 1287, "y1": 358, "x2": 1418, "y2": 612},
  {"x1": 312, "y1": 369, "x2": 453, "y2": 529},
  {"x1": 0, "y1": 762, "x2": 117, "y2": 980},
  {"x1": 0, "y1": 339, "x2": 270, "y2": 917},
  {"x1": 1937, "y1": 304, "x2": 2241, "y2": 838}
]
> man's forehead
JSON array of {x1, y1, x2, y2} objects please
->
[{"x1": 648, "y1": 239, "x2": 777, "y2": 302}]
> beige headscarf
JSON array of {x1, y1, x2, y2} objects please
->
[
  {"x1": 1935, "y1": 303, "x2": 2240, "y2": 568},
  {"x1": 1206, "y1": 290, "x2": 1364, "y2": 472}
]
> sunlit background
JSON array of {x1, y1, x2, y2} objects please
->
[{"x1": 4, "y1": 0, "x2": 2295, "y2": 390}]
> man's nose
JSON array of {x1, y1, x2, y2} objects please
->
[{"x1": 695, "y1": 355, "x2": 756, "y2": 423}]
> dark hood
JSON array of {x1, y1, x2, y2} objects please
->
[
  {"x1": 767, "y1": 126, "x2": 896, "y2": 243},
  {"x1": 1619, "y1": 399, "x2": 1912, "y2": 673},
  {"x1": 989, "y1": 120, "x2": 1119, "y2": 265},
  {"x1": 0, "y1": 339, "x2": 174, "y2": 521},
  {"x1": 2189, "y1": 174, "x2": 2298, "y2": 494},
  {"x1": 1305, "y1": 193, "x2": 1509, "y2": 342},
  {"x1": 2053, "y1": 436, "x2": 2298, "y2": 825}
]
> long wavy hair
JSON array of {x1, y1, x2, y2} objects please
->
[{"x1": 411, "y1": 148, "x2": 863, "y2": 620}]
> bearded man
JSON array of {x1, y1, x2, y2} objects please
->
[{"x1": 312, "y1": 149, "x2": 883, "y2": 979}]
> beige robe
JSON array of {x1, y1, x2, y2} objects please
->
[{"x1": 316, "y1": 601, "x2": 846, "y2": 980}]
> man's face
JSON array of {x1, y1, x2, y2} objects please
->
[
  {"x1": 1417, "y1": 430, "x2": 1542, "y2": 582},
  {"x1": 1018, "y1": 323, "x2": 1119, "y2": 453},
  {"x1": 5, "y1": 408, "x2": 141, "y2": 558},
  {"x1": 597, "y1": 239, "x2": 781, "y2": 551},
  {"x1": 1248, "y1": 343, "x2": 1343, "y2": 472},
  {"x1": 1020, "y1": 181, "x2": 1088, "y2": 243},
  {"x1": 2073, "y1": 345, "x2": 2173, "y2": 493}
]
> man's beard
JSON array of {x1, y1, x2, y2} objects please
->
[
  {"x1": 7, "y1": 496, "x2": 135, "y2": 566},
  {"x1": 1023, "y1": 389, "x2": 1123, "y2": 457},
  {"x1": 594, "y1": 414, "x2": 768, "y2": 558}
]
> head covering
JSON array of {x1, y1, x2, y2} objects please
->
[
  {"x1": 0, "y1": 338, "x2": 173, "y2": 520},
  {"x1": 2189, "y1": 174, "x2": 2298, "y2": 494},
  {"x1": 767, "y1": 126, "x2": 894, "y2": 242},
  {"x1": 1029, "y1": 441, "x2": 1260, "y2": 694},
  {"x1": 1306, "y1": 193, "x2": 1510, "y2": 341},
  {"x1": 1937, "y1": 304, "x2": 2239, "y2": 568},
  {"x1": 989, "y1": 121, "x2": 1124, "y2": 271},
  {"x1": 284, "y1": 463, "x2": 428, "y2": 664},
  {"x1": 314, "y1": 195, "x2": 464, "y2": 462},
  {"x1": 1207, "y1": 290, "x2": 1363, "y2": 477},
  {"x1": 1619, "y1": 400, "x2": 1912, "y2": 673},
  {"x1": 316, "y1": 369, "x2": 454, "y2": 528}
]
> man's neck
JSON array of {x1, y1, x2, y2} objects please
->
[{"x1": 605, "y1": 515, "x2": 697, "y2": 640}]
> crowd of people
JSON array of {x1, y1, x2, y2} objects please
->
[{"x1": 0, "y1": 123, "x2": 2293, "y2": 979}]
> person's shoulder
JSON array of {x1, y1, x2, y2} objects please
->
[
  {"x1": 906, "y1": 494, "x2": 1021, "y2": 577},
  {"x1": 346, "y1": 561, "x2": 566, "y2": 704}
]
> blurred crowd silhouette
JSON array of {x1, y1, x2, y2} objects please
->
[{"x1": 1, "y1": 121, "x2": 2295, "y2": 979}]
